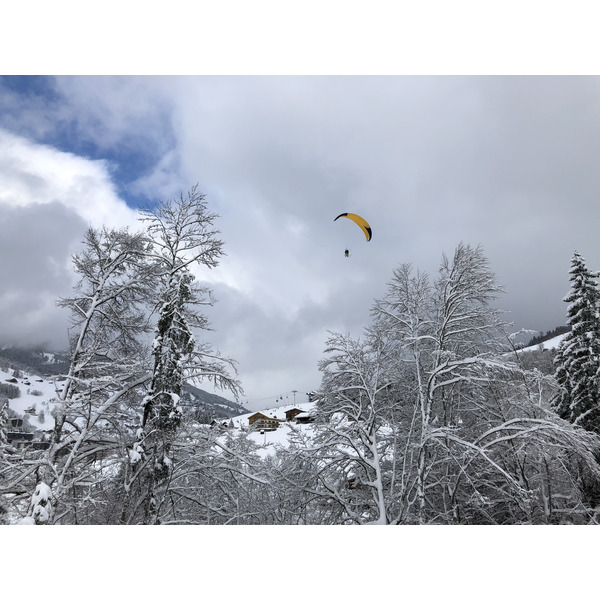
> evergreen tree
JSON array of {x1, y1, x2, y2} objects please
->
[
  {"x1": 554, "y1": 251, "x2": 600, "y2": 434},
  {"x1": 125, "y1": 186, "x2": 241, "y2": 524}
]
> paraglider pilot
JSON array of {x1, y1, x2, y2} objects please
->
[{"x1": 344, "y1": 249, "x2": 349, "y2": 258}]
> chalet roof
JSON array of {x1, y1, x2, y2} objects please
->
[
  {"x1": 249, "y1": 412, "x2": 269, "y2": 419},
  {"x1": 249, "y1": 412, "x2": 281, "y2": 421},
  {"x1": 295, "y1": 412, "x2": 316, "y2": 420},
  {"x1": 284, "y1": 407, "x2": 305, "y2": 414}
]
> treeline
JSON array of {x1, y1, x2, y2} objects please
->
[
  {"x1": 526, "y1": 325, "x2": 571, "y2": 348},
  {"x1": 0, "y1": 347, "x2": 69, "y2": 377}
]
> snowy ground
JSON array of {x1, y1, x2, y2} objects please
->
[
  {"x1": 518, "y1": 332, "x2": 568, "y2": 353},
  {"x1": 1, "y1": 366, "x2": 60, "y2": 431}
]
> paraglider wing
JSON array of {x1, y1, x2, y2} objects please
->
[{"x1": 334, "y1": 213, "x2": 372, "y2": 242}]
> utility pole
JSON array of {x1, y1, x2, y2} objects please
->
[{"x1": 292, "y1": 390, "x2": 297, "y2": 406}]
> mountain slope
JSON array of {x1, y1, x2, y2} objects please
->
[
  {"x1": 518, "y1": 332, "x2": 568, "y2": 353},
  {"x1": 0, "y1": 346, "x2": 70, "y2": 377},
  {"x1": 0, "y1": 345, "x2": 246, "y2": 434},
  {"x1": 180, "y1": 382, "x2": 247, "y2": 422}
]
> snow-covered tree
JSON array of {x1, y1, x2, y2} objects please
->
[
  {"x1": 124, "y1": 186, "x2": 242, "y2": 524},
  {"x1": 554, "y1": 251, "x2": 600, "y2": 434},
  {"x1": 347, "y1": 242, "x2": 600, "y2": 523},
  {"x1": 0, "y1": 401, "x2": 8, "y2": 449},
  {"x1": 368, "y1": 244, "x2": 511, "y2": 521},
  {"x1": 0, "y1": 402, "x2": 9, "y2": 523},
  {"x1": 35, "y1": 226, "x2": 156, "y2": 523},
  {"x1": 154, "y1": 422, "x2": 271, "y2": 524},
  {"x1": 301, "y1": 332, "x2": 394, "y2": 524}
]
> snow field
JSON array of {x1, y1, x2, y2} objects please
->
[
  {"x1": 224, "y1": 401, "x2": 317, "y2": 457},
  {"x1": 517, "y1": 332, "x2": 568, "y2": 353},
  {"x1": 1, "y1": 366, "x2": 61, "y2": 430}
]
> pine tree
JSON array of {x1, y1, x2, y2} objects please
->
[{"x1": 554, "y1": 251, "x2": 600, "y2": 434}]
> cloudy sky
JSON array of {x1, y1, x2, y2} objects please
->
[{"x1": 2, "y1": 74, "x2": 600, "y2": 409}]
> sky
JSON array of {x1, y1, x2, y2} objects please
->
[{"x1": 3, "y1": 74, "x2": 600, "y2": 408}]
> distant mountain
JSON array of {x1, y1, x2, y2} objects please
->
[
  {"x1": 0, "y1": 345, "x2": 246, "y2": 422},
  {"x1": 181, "y1": 382, "x2": 247, "y2": 423},
  {"x1": 518, "y1": 332, "x2": 568, "y2": 353},
  {"x1": 524, "y1": 326, "x2": 570, "y2": 348},
  {"x1": 0, "y1": 346, "x2": 70, "y2": 377}
]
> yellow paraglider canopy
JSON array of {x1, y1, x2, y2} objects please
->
[{"x1": 334, "y1": 213, "x2": 372, "y2": 242}]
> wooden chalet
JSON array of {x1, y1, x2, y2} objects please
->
[
  {"x1": 7, "y1": 431, "x2": 35, "y2": 449},
  {"x1": 5, "y1": 417, "x2": 49, "y2": 450},
  {"x1": 284, "y1": 407, "x2": 305, "y2": 422},
  {"x1": 248, "y1": 412, "x2": 281, "y2": 431},
  {"x1": 295, "y1": 412, "x2": 315, "y2": 424}
]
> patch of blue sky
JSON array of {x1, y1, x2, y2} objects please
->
[
  {"x1": 0, "y1": 76, "x2": 172, "y2": 209},
  {"x1": 1, "y1": 75, "x2": 62, "y2": 100}
]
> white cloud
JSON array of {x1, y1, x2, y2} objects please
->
[
  {"x1": 0, "y1": 128, "x2": 139, "y2": 229},
  {"x1": 0, "y1": 128, "x2": 140, "y2": 348}
]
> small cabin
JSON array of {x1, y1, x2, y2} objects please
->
[
  {"x1": 284, "y1": 408, "x2": 305, "y2": 422},
  {"x1": 248, "y1": 412, "x2": 281, "y2": 431},
  {"x1": 295, "y1": 412, "x2": 316, "y2": 424}
]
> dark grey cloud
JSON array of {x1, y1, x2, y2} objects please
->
[
  {"x1": 0, "y1": 201, "x2": 86, "y2": 348},
  {"x1": 160, "y1": 76, "x2": 600, "y2": 403}
]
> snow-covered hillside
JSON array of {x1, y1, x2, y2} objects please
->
[
  {"x1": 0, "y1": 365, "x2": 246, "y2": 435},
  {"x1": 2, "y1": 333, "x2": 568, "y2": 443},
  {"x1": 225, "y1": 401, "x2": 318, "y2": 457},
  {"x1": 1, "y1": 366, "x2": 60, "y2": 431},
  {"x1": 518, "y1": 332, "x2": 568, "y2": 353},
  {"x1": 1, "y1": 364, "x2": 319, "y2": 455}
]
